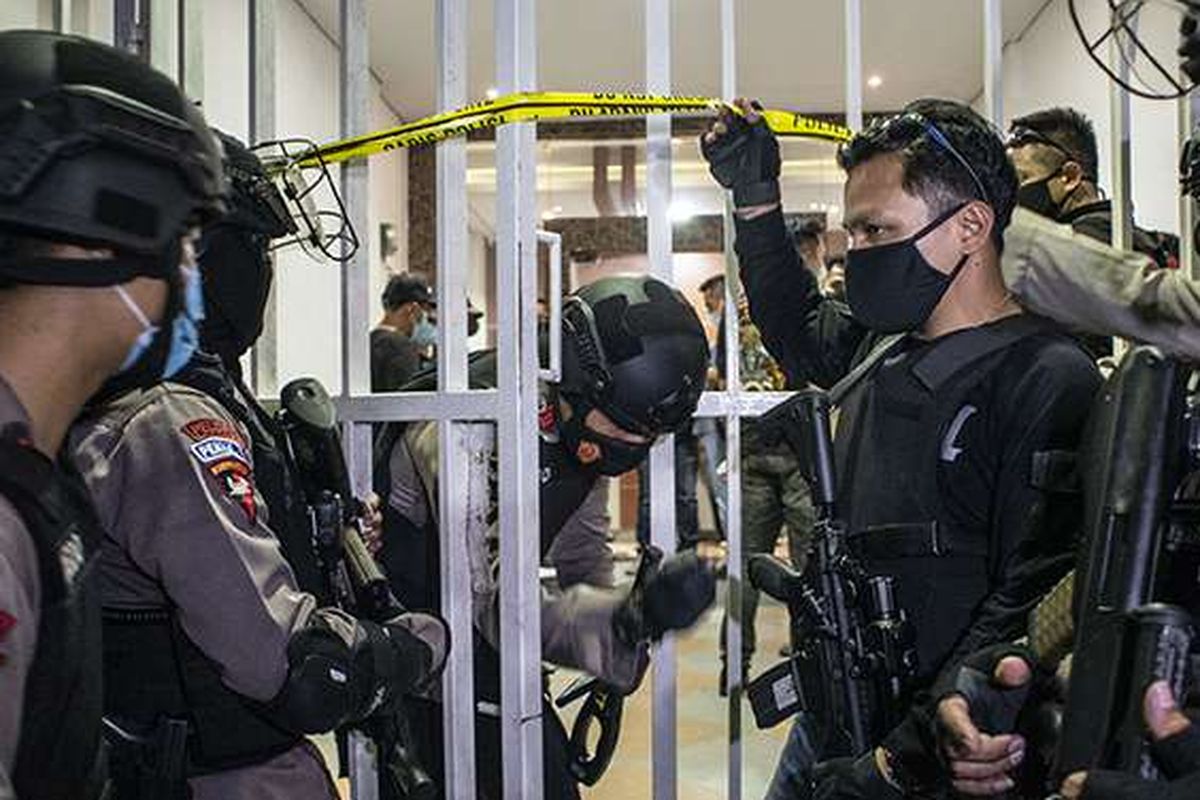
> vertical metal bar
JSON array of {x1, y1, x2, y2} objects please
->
[
  {"x1": 148, "y1": 0, "x2": 176, "y2": 76},
  {"x1": 536, "y1": 230, "x2": 563, "y2": 383},
  {"x1": 646, "y1": 1, "x2": 677, "y2": 798},
  {"x1": 338, "y1": 3, "x2": 375, "y2": 794},
  {"x1": 435, "y1": 1, "x2": 477, "y2": 798},
  {"x1": 438, "y1": 419, "x2": 483, "y2": 800},
  {"x1": 495, "y1": 0, "x2": 543, "y2": 796},
  {"x1": 347, "y1": 730, "x2": 377, "y2": 800},
  {"x1": 1109, "y1": 10, "x2": 1133, "y2": 252},
  {"x1": 179, "y1": 0, "x2": 203, "y2": 100},
  {"x1": 844, "y1": 0, "x2": 863, "y2": 131},
  {"x1": 718, "y1": 2, "x2": 743, "y2": 797},
  {"x1": 438, "y1": 0, "x2": 470, "y2": 394},
  {"x1": 113, "y1": 0, "x2": 146, "y2": 57},
  {"x1": 53, "y1": 0, "x2": 72, "y2": 32},
  {"x1": 338, "y1": 0, "x2": 373, "y2": 511},
  {"x1": 983, "y1": 0, "x2": 1003, "y2": 126},
  {"x1": 249, "y1": 0, "x2": 277, "y2": 396},
  {"x1": 340, "y1": 0, "x2": 371, "y2": 402},
  {"x1": 1109, "y1": 8, "x2": 1133, "y2": 360},
  {"x1": 1180, "y1": 86, "x2": 1200, "y2": 280}
]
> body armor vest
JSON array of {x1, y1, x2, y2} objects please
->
[
  {"x1": 833, "y1": 315, "x2": 1059, "y2": 683},
  {"x1": 0, "y1": 431, "x2": 106, "y2": 800}
]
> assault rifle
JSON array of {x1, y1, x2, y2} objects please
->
[
  {"x1": 278, "y1": 377, "x2": 435, "y2": 800},
  {"x1": 1018, "y1": 346, "x2": 1198, "y2": 789},
  {"x1": 746, "y1": 388, "x2": 917, "y2": 757}
]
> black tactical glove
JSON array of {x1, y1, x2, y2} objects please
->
[
  {"x1": 876, "y1": 702, "x2": 945, "y2": 794},
  {"x1": 1181, "y1": 10, "x2": 1200, "y2": 86},
  {"x1": 932, "y1": 643, "x2": 1036, "y2": 735},
  {"x1": 612, "y1": 551, "x2": 716, "y2": 646},
  {"x1": 274, "y1": 609, "x2": 448, "y2": 733},
  {"x1": 699, "y1": 103, "x2": 781, "y2": 209},
  {"x1": 811, "y1": 753, "x2": 903, "y2": 800},
  {"x1": 379, "y1": 611, "x2": 449, "y2": 697}
]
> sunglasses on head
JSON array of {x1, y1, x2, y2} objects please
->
[
  {"x1": 841, "y1": 111, "x2": 990, "y2": 204},
  {"x1": 1007, "y1": 125, "x2": 1091, "y2": 180}
]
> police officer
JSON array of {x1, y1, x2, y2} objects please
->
[
  {"x1": 702, "y1": 98, "x2": 1101, "y2": 796},
  {"x1": 0, "y1": 30, "x2": 228, "y2": 800},
  {"x1": 68, "y1": 132, "x2": 448, "y2": 799},
  {"x1": 376, "y1": 275, "x2": 718, "y2": 799}
]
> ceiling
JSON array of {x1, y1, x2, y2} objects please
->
[{"x1": 295, "y1": 0, "x2": 1052, "y2": 122}]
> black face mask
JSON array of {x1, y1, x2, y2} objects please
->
[
  {"x1": 844, "y1": 204, "x2": 969, "y2": 334},
  {"x1": 1015, "y1": 173, "x2": 1062, "y2": 220},
  {"x1": 558, "y1": 397, "x2": 653, "y2": 477},
  {"x1": 197, "y1": 224, "x2": 274, "y2": 366}
]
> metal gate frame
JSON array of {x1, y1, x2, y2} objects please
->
[{"x1": 112, "y1": 0, "x2": 1182, "y2": 797}]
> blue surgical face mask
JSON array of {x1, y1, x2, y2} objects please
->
[
  {"x1": 163, "y1": 264, "x2": 204, "y2": 376},
  {"x1": 112, "y1": 285, "x2": 160, "y2": 372},
  {"x1": 411, "y1": 314, "x2": 437, "y2": 347},
  {"x1": 111, "y1": 264, "x2": 205, "y2": 379}
]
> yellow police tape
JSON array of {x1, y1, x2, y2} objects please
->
[{"x1": 299, "y1": 91, "x2": 854, "y2": 167}]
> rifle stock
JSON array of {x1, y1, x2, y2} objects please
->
[
  {"x1": 1020, "y1": 347, "x2": 1194, "y2": 787},
  {"x1": 277, "y1": 377, "x2": 433, "y2": 800}
]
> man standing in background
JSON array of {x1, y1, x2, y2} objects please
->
[
  {"x1": 371, "y1": 272, "x2": 437, "y2": 392},
  {"x1": 1007, "y1": 107, "x2": 1176, "y2": 358}
]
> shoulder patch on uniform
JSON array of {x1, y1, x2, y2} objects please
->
[
  {"x1": 209, "y1": 459, "x2": 258, "y2": 525},
  {"x1": 181, "y1": 418, "x2": 244, "y2": 444},
  {"x1": 189, "y1": 436, "x2": 249, "y2": 465}
]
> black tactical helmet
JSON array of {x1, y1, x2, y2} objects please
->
[
  {"x1": 0, "y1": 29, "x2": 226, "y2": 285},
  {"x1": 560, "y1": 274, "x2": 708, "y2": 437},
  {"x1": 198, "y1": 131, "x2": 294, "y2": 366}
]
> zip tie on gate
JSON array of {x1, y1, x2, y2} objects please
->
[{"x1": 293, "y1": 91, "x2": 855, "y2": 168}]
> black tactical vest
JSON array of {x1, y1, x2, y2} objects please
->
[
  {"x1": 833, "y1": 315, "x2": 1060, "y2": 683},
  {"x1": 0, "y1": 430, "x2": 106, "y2": 800},
  {"x1": 102, "y1": 356, "x2": 310, "y2": 774}
]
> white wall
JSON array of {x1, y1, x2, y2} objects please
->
[
  {"x1": 201, "y1": 0, "x2": 250, "y2": 140},
  {"x1": 268, "y1": 0, "x2": 404, "y2": 393},
  {"x1": 997, "y1": 0, "x2": 1181, "y2": 233},
  {"x1": 0, "y1": 0, "x2": 48, "y2": 30},
  {"x1": 1, "y1": 0, "x2": 111, "y2": 38}
]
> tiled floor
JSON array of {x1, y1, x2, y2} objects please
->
[
  {"x1": 330, "y1": 539, "x2": 797, "y2": 799},
  {"x1": 561, "y1": 574, "x2": 794, "y2": 800}
]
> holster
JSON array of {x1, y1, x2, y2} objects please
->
[{"x1": 103, "y1": 716, "x2": 190, "y2": 800}]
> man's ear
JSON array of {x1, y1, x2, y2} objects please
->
[
  {"x1": 1060, "y1": 160, "x2": 1085, "y2": 193},
  {"x1": 958, "y1": 200, "x2": 994, "y2": 255}
]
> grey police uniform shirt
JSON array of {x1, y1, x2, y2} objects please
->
[
  {"x1": 1003, "y1": 207, "x2": 1200, "y2": 360},
  {"x1": 68, "y1": 382, "x2": 343, "y2": 800},
  {"x1": 387, "y1": 391, "x2": 649, "y2": 694},
  {"x1": 0, "y1": 379, "x2": 38, "y2": 800}
]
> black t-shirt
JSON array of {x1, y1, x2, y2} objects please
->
[{"x1": 370, "y1": 327, "x2": 422, "y2": 392}]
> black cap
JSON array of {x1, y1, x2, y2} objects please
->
[
  {"x1": 699, "y1": 274, "x2": 725, "y2": 293},
  {"x1": 382, "y1": 272, "x2": 435, "y2": 310}
]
